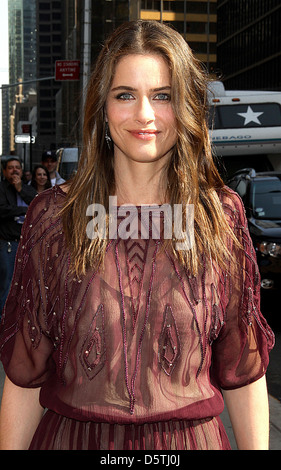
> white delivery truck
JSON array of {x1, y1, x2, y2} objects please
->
[{"x1": 208, "y1": 81, "x2": 281, "y2": 178}]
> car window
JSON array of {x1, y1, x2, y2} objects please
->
[
  {"x1": 252, "y1": 179, "x2": 281, "y2": 219},
  {"x1": 227, "y1": 178, "x2": 247, "y2": 199},
  {"x1": 227, "y1": 179, "x2": 237, "y2": 190},
  {"x1": 235, "y1": 180, "x2": 247, "y2": 198}
]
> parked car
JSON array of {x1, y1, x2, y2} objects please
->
[{"x1": 227, "y1": 168, "x2": 281, "y2": 292}]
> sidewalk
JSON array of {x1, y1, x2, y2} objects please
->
[{"x1": 0, "y1": 362, "x2": 280, "y2": 449}]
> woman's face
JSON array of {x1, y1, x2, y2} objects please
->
[
  {"x1": 105, "y1": 54, "x2": 177, "y2": 166},
  {"x1": 35, "y1": 168, "x2": 48, "y2": 187}
]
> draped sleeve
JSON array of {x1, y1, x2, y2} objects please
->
[
  {"x1": 0, "y1": 187, "x2": 66, "y2": 388},
  {"x1": 211, "y1": 189, "x2": 275, "y2": 390}
]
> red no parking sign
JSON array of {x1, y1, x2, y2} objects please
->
[{"x1": 55, "y1": 60, "x2": 80, "y2": 81}]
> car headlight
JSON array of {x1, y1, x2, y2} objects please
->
[{"x1": 256, "y1": 241, "x2": 281, "y2": 258}]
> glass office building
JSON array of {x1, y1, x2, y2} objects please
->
[
  {"x1": 90, "y1": 1, "x2": 217, "y2": 70},
  {"x1": 217, "y1": 0, "x2": 281, "y2": 90}
]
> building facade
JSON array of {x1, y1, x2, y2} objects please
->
[
  {"x1": 5, "y1": 0, "x2": 37, "y2": 156},
  {"x1": 35, "y1": 0, "x2": 63, "y2": 161},
  {"x1": 89, "y1": 1, "x2": 217, "y2": 71},
  {"x1": 22, "y1": 0, "x2": 37, "y2": 96},
  {"x1": 217, "y1": 0, "x2": 281, "y2": 90},
  {"x1": 140, "y1": 0, "x2": 217, "y2": 72}
]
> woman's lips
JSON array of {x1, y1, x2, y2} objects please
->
[{"x1": 129, "y1": 130, "x2": 159, "y2": 140}]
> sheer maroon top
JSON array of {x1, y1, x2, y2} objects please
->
[{"x1": 0, "y1": 185, "x2": 274, "y2": 450}]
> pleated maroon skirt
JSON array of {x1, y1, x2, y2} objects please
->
[{"x1": 29, "y1": 410, "x2": 231, "y2": 450}]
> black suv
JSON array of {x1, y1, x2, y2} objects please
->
[{"x1": 227, "y1": 169, "x2": 281, "y2": 292}]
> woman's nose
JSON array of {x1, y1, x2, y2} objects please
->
[{"x1": 135, "y1": 97, "x2": 155, "y2": 124}]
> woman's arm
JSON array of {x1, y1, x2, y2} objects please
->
[
  {"x1": 223, "y1": 374, "x2": 269, "y2": 450},
  {"x1": 0, "y1": 376, "x2": 44, "y2": 450}
]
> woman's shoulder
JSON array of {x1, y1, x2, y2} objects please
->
[
  {"x1": 23, "y1": 185, "x2": 67, "y2": 236},
  {"x1": 216, "y1": 185, "x2": 247, "y2": 229},
  {"x1": 217, "y1": 184, "x2": 244, "y2": 210},
  {"x1": 28, "y1": 184, "x2": 66, "y2": 213}
]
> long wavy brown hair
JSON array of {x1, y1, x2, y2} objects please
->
[{"x1": 61, "y1": 20, "x2": 236, "y2": 276}]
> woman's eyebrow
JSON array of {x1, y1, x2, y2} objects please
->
[
  {"x1": 111, "y1": 86, "x2": 136, "y2": 92},
  {"x1": 110, "y1": 85, "x2": 171, "y2": 92}
]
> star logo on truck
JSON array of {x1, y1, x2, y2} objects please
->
[{"x1": 237, "y1": 106, "x2": 264, "y2": 125}]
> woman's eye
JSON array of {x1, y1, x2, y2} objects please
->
[
  {"x1": 114, "y1": 92, "x2": 171, "y2": 101},
  {"x1": 154, "y1": 93, "x2": 171, "y2": 101},
  {"x1": 116, "y1": 93, "x2": 134, "y2": 101}
]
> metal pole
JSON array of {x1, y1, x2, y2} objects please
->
[
  {"x1": 23, "y1": 143, "x2": 26, "y2": 170},
  {"x1": 207, "y1": 0, "x2": 210, "y2": 72},
  {"x1": 81, "y1": 0, "x2": 92, "y2": 117},
  {"x1": 184, "y1": 0, "x2": 187, "y2": 41},
  {"x1": 0, "y1": 76, "x2": 55, "y2": 90},
  {"x1": 29, "y1": 124, "x2": 32, "y2": 171}
]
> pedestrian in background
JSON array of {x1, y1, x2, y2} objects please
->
[
  {"x1": 30, "y1": 165, "x2": 52, "y2": 194},
  {"x1": 0, "y1": 20, "x2": 275, "y2": 450},
  {"x1": 41, "y1": 150, "x2": 65, "y2": 186},
  {"x1": 23, "y1": 170, "x2": 32, "y2": 185},
  {"x1": 0, "y1": 157, "x2": 37, "y2": 313}
]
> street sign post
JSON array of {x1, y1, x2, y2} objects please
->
[
  {"x1": 15, "y1": 135, "x2": 35, "y2": 144},
  {"x1": 55, "y1": 60, "x2": 80, "y2": 81}
]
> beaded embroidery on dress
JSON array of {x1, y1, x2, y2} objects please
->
[{"x1": 0, "y1": 185, "x2": 274, "y2": 450}]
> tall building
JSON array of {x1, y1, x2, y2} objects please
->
[
  {"x1": 22, "y1": 0, "x2": 37, "y2": 96},
  {"x1": 90, "y1": 1, "x2": 217, "y2": 70},
  {"x1": 1, "y1": 87, "x2": 10, "y2": 156},
  {"x1": 91, "y1": 0, "x2": 139, "y2": 63},
  {"x1": 217, "y1": 0, "x2": 281, "y2": 90},
  {"x1": 8, "y1": 0, "x2": 23, "y2": 95},
  {"x1": 140, "y1": 0, "x2": 217, "y2": 72},
  {"x1": 6, "y1": 0, "x2": 37, "y2": 155},
  {"x1": 7, "y1": 0, "x2": 24, "y2": 154},
  {"x1": 35, "y1": 0, "x2": 62, "y2": 161},
  {"x1": 55, "y1": 0, "x2": 81, "y2": 149}
]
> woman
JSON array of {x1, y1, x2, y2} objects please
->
[
  {"x1": 0, "y1": 20, "x2": 274, "y2": 450},
  {"x1": 30, "y1": 165, "x2": 52, "y2": 193}
]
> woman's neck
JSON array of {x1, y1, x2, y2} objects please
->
[{"x1": 114, "y1": 158, "x2": 169, "y2": 206}]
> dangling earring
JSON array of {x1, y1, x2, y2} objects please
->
[{"x1": 105, "y1": 122, "x2": 112, "y2": 149}]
